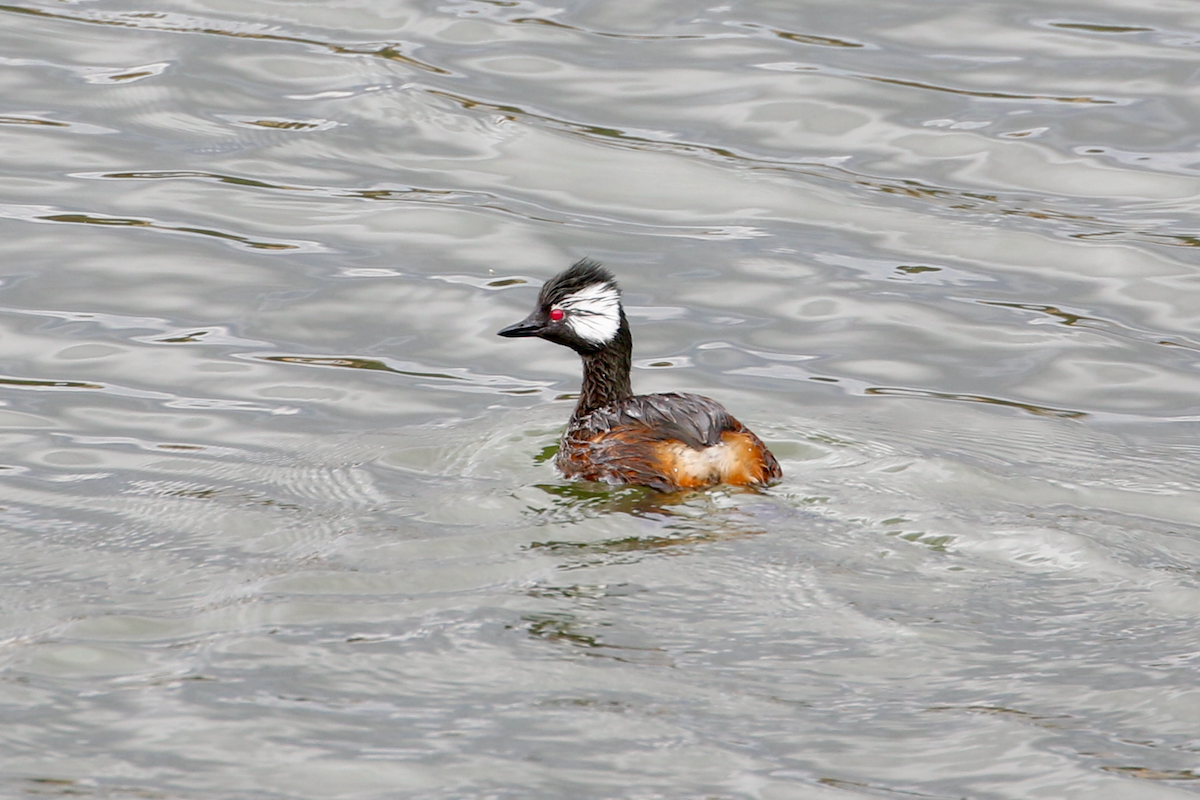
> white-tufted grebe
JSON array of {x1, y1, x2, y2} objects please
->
[{"x1": 498, "y1": 259, "x2": 782, "y2": 492}]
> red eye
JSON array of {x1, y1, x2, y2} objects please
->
[{"x1": 549, "y1": 308, "x2": 565, "y2": 321}]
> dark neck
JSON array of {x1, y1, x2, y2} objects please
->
[{"x1": 574, "y1": 321, "x2": 633, "y2": 417}]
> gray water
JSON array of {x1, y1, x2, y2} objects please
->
[{"x1": 1, "y1": 1, "x2": 1198, "y2": 798}]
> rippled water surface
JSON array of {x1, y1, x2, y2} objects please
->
[{"x1": 2, "y1": 0, "x2": 1199, "y2": 797}]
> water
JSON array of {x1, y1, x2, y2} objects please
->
[{"x1": 1, "y1": 0, "x2": 1198, "y2": 797}]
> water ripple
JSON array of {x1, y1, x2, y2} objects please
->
[
  {"x1": 247, "y1": 353, "x2": 556, "y2": 397},
  {"x1": 0, "y1": 202, "x2": 323, "y2": 252},
  {"x1": 755, "y1": 61, "x2": 1124, "y2": 105},
  {"x1": 0, "y1": 4, "x2": 453, "y2": 74}
]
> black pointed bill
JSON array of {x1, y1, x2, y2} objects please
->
[{"x1": 497, "y1": 313, "x2": 545, "y2": 338}]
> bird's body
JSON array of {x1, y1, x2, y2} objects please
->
[
  {"x1": 498, "y1": 259, "x2": 781, "y2": 492},
  {"x1": 558, "y1": 392, "x2": 779, "y2": 491}
]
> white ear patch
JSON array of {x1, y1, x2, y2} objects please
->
[{"x1": 558, "y1": 282, "x2": 621, "y2": 345}]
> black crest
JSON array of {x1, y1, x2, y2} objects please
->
[{"x1": 537, "y1": 258, "x2": 619, "y2": 308}]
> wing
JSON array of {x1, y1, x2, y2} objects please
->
[
  {"x1": 558, "y1": 425, "x2": 680, "y2": 492},
  {"x1": 581, "y1": 393, "x2": 741, "y2": 450}
]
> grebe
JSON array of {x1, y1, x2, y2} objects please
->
[{"x1": 498, "y1": 259, "x2": 782, "y2": 492}]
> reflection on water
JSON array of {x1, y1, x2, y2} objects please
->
[{"x1": 0, "y1": 0, "x2": 1198, "y2": 797}]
